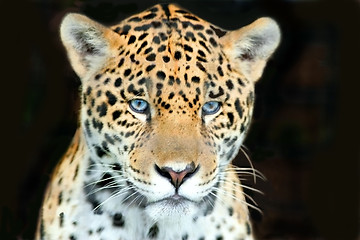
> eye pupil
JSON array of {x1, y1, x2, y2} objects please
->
[
  {"x1": 202, "y1": 101, "x2": 220, "y2": 115},
  {"x1": 129, "y1": 99, "x2": 148, "y2": 113}
]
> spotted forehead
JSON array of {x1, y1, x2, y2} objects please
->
[
  {"x1": 112, "y1": 4, "x2": 227, "y2": 40},
  {"x1": 102, "y1": 4, "x2": 240, "y2": 102}
]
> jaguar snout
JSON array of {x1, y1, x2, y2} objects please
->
[{"x1": 154, "y1": 163, "x2": 199, "y2": 189}]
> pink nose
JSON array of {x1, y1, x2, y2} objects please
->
[{"x1": 155, "y1": 163, "x2": 199, "y2": 188}]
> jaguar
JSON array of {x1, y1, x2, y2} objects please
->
[{"x1": 36, "y1": 3, "x2": 280, "y2": 240}]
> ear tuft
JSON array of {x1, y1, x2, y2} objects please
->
[
  {"x1": 222, "y1": 17, "x2": 281, "y2": 82},
  {"x1": 60, "y1": 13, "x2": 119, "y2": 78}
]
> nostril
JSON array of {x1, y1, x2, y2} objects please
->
[
  {"x1": 154, "y1": 164, "x2": 172, "y2": 180},
  {"x1": 154, "y1": 164, "x2": 200, "y2": 188},
  {"x1": 183, "y1": 164, "x2": 199, "y2": 181}
]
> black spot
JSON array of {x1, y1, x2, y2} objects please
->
[
  {"x1": 184, "y1": 14, "x2": 199, "y2": 21},
  {"x1": 118, "y1": 58, "x2": 125, "y2": 68},
  {"x1": 206, "y1": 29, "x2": 214, "y2": 35},
  {"x1": 175, "y1": 9, "x2": 189, "y2": 14},
  {"x1": 198, "y1": 32, "x2": 207, "y2": 41},
  {"x1": 184, "y1": 44, "x2": 193, "y2": 52},
  {"x1": 106, "y1": 91, "x2": 117, "y2": 106},
  {"x1": 196, "y1": 62, "x2": 206, "y2": 72},
  {"x1": 185, "y1": 31, "x2": 195, "y2": 41},
  {"x1": 120, "y1": 90, "x2": 126, "y2": 99},
  {"x1": 198, "y1": 50, "x2": 206, "y2": 57},
  {"x1": 210, "y1": 25, "x2": 226, "y2": 38},
  {"x1": 143, "y1": 12, "x2": 156, "y2": 20},
  {"x1": 114, "y1": 77, "x2": 122, "y2": 87},
  {"x1": 127, "y1": 35, "x2": 136, "y2": 44},
  {"x1": 240, "y1": 123, "x2": 245, "y2": 133},
  {"x1": 113, "y1": 26, "x2": 121, "y2": 33},
  {"x1": 112, "y1": 110, "x2": 121, "y2": 120},
  {"x1": 168, "y1": 76, "x2": 175, "y2": 85},
  {"x1": 59, "y1": 212, "x2": 64, "y2": 227},
  {"x1": 158, "y1": 45, "x2": 166, "y2": 52},
  {"x1": 138, "y1": 77, "x2": 146, "y2": 85},
  {"x1": 95, "y1": 146, "x2": 107, "y2": 158},
  {"x1": 156, "y1": 71, "x2": 166, "y2": 80},
  {"x1": 136, "y1": 41, "x2": 148, "y2": 54},
  {"x1": 149, "y1": 6, "x2": 159, "y2": 12},
  {"x1": 113, "y1": 213, "x2": 125, "y2": 227},
  {"x1": 148, "y1": 224, "x2": 159, "y2": 238},
  {"x1": 182, "y1": 234, "x2": 189, "y2": 240},
  {"x1": 146, "y1": 64, "x2": 156, "y2": 72},
  {"x1": 160, "y1": 3, "x2": 170, "y2": 17},
  {"x1": 103, "y1": 78, "x2": 110, "y2": 84},
  {"x1": 217, "y1": 66, "x2": 224, "y2": 77},
  {"x1": 97, "y1": 102, "x2": 107, "y2": 117},
  {"x1": 209, "y1": 37, "x2": 218, "y2": 47},
  {"x1": 191, "y1": 76, "x2": 200, "y2": 83},
  {"x1": 146, "y1": 53, "x2": 156, "y2": 61},
  {"x1": 94, "y1": 74, "x2": 102, "y2": 80},
  {"x1": 84, "y1": 119, "x2": 91, "y2": 137},
  {"x1": 156, "y1": 83, "x2": 163, "y2": 90},
  {"x1": 73, "y1": 164, "x2": 79, "y2": 180},
  {"x1": 69, "y1": 234, "x2": 77, "y2": 240},
  {"x1": 121, "y1": 25, "x2": 131, "y2": 35},
  {"x1": 136, "y1": 70, "x2": 143, "y2": 77},
  {"x1": 196, "y1": 87, "x2": 201, "y2": 95},
  {"x1": 216, "y1": 236, "x2": 223, "y2": 240},
  {"x1": 128, "y1": 16, "x2": 141, "y2": 22},
  {"x1": 58, "y1": 191, "x2": 63, "y2": 205},
  {"x1": 196, "y1": 56, "x2": 207, "y2": 62},
  {"x1": 40, "y1": 218, "x2": 45, "y2": 239},
  {"x1": 144, "y1": 47, "x2": 153, "y2": 55},
  {"x1": 134, "y1": 24, "x2": 151, "y2": 32},
  {"x1": 152, "y1": 36, "x2": 160, "y2": 44},
  {"x1": 228, "y1": 207, "x2": 234, "y2": 216},
  {"x1": 234, "y1": 99, "x2": 243, "y2": 119},
  {"x1": 130, "y1": 54, "x2": 136, "y2": 63},
  {"x1": 226, "y1": 80, "x2": 234, "y2": 90},
  {"x1": 227, "y1": 112, "x2": 234, "y2": 126},
  {"x1": 209, "y1": 86, "x2": 224, "y2": 98},
  {"x1": 166, "y1": 93, "x2": 174, "y2": 100},
  {"x1": 151, "y1": 21, "x2": 162, "y2": 28},
  {"x1": 246, "y1": 222, "x2": 252, "y2": 235},
  {"x1": 237, "y1": 78, "x2": 245, "y2": 86},
  {"x1": 197, "y1": 40, "x2": 210, "y2": 53},
  {"x1": 112, "y1": 163, "x2": 122, "y2": 171},
  {"x1": 124, "y1": 68, "x2": 131, "y2": 77},
  {"x1": 161, "y1": 32, "x2": 169, "y2": 41},
  {"x1": 162, "y1": 56, "x2": 170, "y2": 63},
  {"x1": 86, "y1": 86, "x2": 92, "y2": 95},
  {"x1": 216, "y1": 54, "x2": 223, "y2": 65},
  {"x1": 193, "y1": 24, "x2": 204, "y2": 30}
]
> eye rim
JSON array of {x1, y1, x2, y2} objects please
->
[
  {"x1": 202, "y1": 101, "x2": 221, "y2": 116},
  {"x1": 129, "y1": 98, "x2": 149, "y2": 114}
]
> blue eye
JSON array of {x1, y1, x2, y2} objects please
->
[
  {"x1": 202, "y1": 101, "x2": 221, "y2": 115},
  {"x1": 129, "y1": 99, "x2": 149, "y2": 113}
]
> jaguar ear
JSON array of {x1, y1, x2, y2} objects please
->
[
  {"x1": 221, "y1": 17, "x2": 280, "y2": 82},
  {"x1": 60, "y1": 13, "x2": 121, "y2": 79}
]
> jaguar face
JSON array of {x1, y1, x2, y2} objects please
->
[{"x1": 60, "y1": 3, "x2": 280, "y2": 221}]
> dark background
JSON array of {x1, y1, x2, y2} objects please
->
[{"x1": 0, "y1": 0, "x2": 359, "y2": 239}]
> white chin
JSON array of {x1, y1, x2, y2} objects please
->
[{"x1": 145, "y1": 199, "x2": 197, "y2": 223}]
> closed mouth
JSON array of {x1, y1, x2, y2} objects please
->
[{"x1": 147, "y1": 194, "x2": 194, "y2": 207}]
